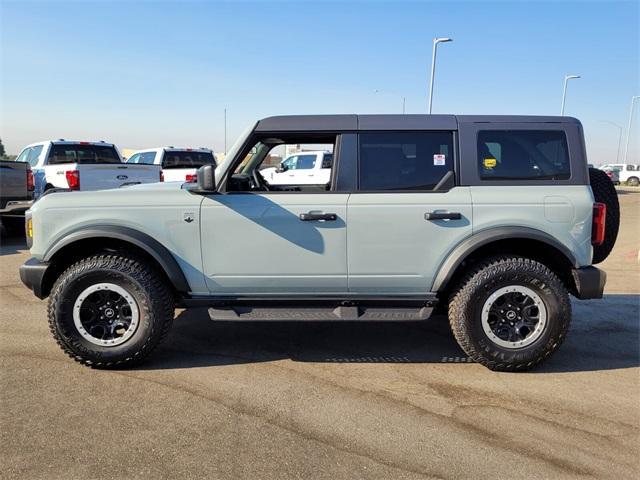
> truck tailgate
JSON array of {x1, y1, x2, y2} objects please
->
[
  {"x1": 0, "y1": 161, "x2": 30, "y2": 210},
  {"x1": 77, "y1": 163, "x2": 161, "y2": 190}
]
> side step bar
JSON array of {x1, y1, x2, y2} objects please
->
[{"x1": 208, "y1": 305, "x2": 434, "y2": 321}]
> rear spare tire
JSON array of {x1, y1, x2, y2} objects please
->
[{"x1": 589, "y1": 167, "x2": 619, "y2": 264}]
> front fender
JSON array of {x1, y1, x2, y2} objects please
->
[{"x1": 44, "y1": 224, "x2": 190, "y2": 293}]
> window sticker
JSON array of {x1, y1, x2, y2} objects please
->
[
  {"x1": 433, "y1": 154, "x2": 446, "y2": 166},
  {"x1": 483, "y1": 158, "x2": 497, "y2": 169}
]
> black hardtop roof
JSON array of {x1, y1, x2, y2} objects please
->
[{"x1": 255, "y1": 114, "x2": 581, "y2": 132}]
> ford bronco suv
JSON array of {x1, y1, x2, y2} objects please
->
[{"x1": 19, "y1": 115, "x2": 619, "y2": 371}]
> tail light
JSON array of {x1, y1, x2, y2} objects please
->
[
  {"x1": 592, "y1": 202, "x2": 606, "y2": 246},
  {"x1": 185, "y1": 173, "x2": 197, "y2": 183},
  {"x1": 65, "y1": 170, "x2": 80, "y2": 190},
  {"x1": 160, "y1": 170, "x2": 164, "y2": 182},
  {"x1": 26, "y1": 170, "x2": 34, "y2": 191}
]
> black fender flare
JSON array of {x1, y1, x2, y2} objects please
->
[
  {"x1": 44, "y1": 225, "x2": 190, "y2": 293},
  {"x1": 431, "y1": 226, "x2": 579, "y2": 292}
]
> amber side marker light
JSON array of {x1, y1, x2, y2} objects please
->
[{"x1": 26, "y1": 218, "x2": 33, "y2": 238}]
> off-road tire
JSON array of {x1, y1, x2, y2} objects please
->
[
  {"x1": 589, "y1": 167, "x2": 619, "y2": 264},
  {"x1": 48, "y1": 254, "x2": 174, "y2": 368},
  {"x1": 448, "y1": 256, "x2": 571, "y2": 372}
]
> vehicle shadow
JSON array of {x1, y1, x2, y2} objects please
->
[
  {"x1": 137, "y1": 294, "x2": 639, "y2": 373},
  {"x1": 0, "y1": 232, "x2": 28, "y2": 256}
]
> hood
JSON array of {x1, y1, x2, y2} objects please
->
[{"x1": 30, "y1": 181, "x2": 193, "y2": 214}]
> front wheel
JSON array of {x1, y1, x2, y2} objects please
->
[
  {"x1": 48, "y1": 254, "x2": 175, "y2": 368},
  {"x1": 448, "y1": 256, "x2": 571, "y2": 371},
  {"x1": 627, "y1": 176, "x2": 639, "y2": 187}
]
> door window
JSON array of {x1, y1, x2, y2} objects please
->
[
  {"x1": 27, "y1": 145, "x2": 43, "y2": 166},
  {"x1": 294, "y1": 154, "x2": 316, "y2": 170},
  {"x1": 358, "y1": 131, "x2": 454, "y2": 191},
  {"x1": 231, "y1": 138, "x2": 335, "y2": 192}
]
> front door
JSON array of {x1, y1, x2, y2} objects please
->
[{"x1": 200, "y1": 192, "x2": 349, "y2": 295}]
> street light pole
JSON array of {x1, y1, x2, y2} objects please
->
[
  {"x1": 428, "y1": 37, "x2": 452, "y2": 114},
  {"x1": 623, "y1": 96, "x2": 640, "y2": 164},
  {"x1": 560, "y1": 75, "x2": 580, "y2": 115},
  {"x1": 224, "y1": 108, "x2": 227, "y2": 156},
  {"x1": 600, "y1": 120, "x2": 623, "y2": 163}
]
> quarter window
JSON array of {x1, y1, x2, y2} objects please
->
[
  {"x1": 478, "y1": 130, "x2": 570, "y2": 180},
  {"x1": 358, "y1": 132, "x2": 454, "y2": 191}
]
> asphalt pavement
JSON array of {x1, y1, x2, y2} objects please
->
[{"x1": 1, "y1": 189, "x2": 638, "y2": 479}]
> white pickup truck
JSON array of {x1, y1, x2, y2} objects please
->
[
  {"x1": 126, "y1": 147, "x2": 216, "y2": 182},
  {"x1": 259, "y1": 150, "x2": 333, "y2": 185},
  {"x1": 599, "y1": 163, "x2": 640, "y2": 186},
  {"x1": 15, "y1": 140, "x2": 162, "y2": 198}
]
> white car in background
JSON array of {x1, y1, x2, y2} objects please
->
[
  {"x1": 126, "y1": 147, "x2": 216, "y2": 182},
  {"x1": 260, "y1": 151, "x2": 333, "y2": 185},
  {"x1": 15, "y1": 140, "x2": 162, "y2": 198},
  {"x1": 600, "y1": 163, "x2": 640, "y2": 186}
]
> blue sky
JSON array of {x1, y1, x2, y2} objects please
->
[{"x1": 1, "y1": 0, "x2": 638, "y2": 164}]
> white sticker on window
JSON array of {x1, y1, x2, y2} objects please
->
[{"x1": 433, "y1": 154, "x2": 446, "y2": 166}]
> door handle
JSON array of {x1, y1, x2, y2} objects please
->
[
  {"x1": 425, "y1": 211, "x2": 462, "y2": 221},
  {"x1": 299, "y1": 212, "x2": 337, "y2": 221}
]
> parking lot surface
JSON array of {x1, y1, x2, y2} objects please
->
[{"x1": 1, "y1": 189, "x2": 638, "y2": 479}]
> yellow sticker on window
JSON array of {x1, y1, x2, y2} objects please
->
[{"x1": 483, "y1": 158, "x2": 497, "y2": 168}]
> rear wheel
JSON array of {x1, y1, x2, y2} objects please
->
[
  {"x1": 627, "y1": 176, "x2": 639, "y2": 187},
  {"x1": 48, "y1": 254, "x2": 174, "y2": 368},
  {"x1": 588, "y1": 167, "x2": 619, "y2": 264},
  {"x1": 448, "y1": 256, "x2": 571, "y2": 371}
]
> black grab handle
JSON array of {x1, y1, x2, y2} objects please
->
[
  {"x1": 299, "y1": 212, "x2": 338, "y2": 221},
  {"x1": 424, "y1": 211, "x2": 462, "y2": 221}
]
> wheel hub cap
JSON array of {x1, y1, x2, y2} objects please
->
[
  {"x1": 73, "y1": 283, "x2": 139, "y2": 347},
  {"x1": 481, "y1": 285, "x2": 547, "y2": 349}
]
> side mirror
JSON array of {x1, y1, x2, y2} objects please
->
[
  {"x1": 277, "y1": 164, "x2": 288, "y2": 173},
  {"x1": 197, "y1": 164, "x2": 216, "y2": 191}
]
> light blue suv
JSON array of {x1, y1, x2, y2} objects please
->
[{"x1": 19, "y1": 115, "x2": 619, "y2": 371}]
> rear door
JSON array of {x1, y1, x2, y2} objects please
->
[{"x1": 347, "y1": 130, "x2": 473, "y2": 294}]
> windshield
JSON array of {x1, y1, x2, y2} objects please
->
[
  {"x1": 162, "y1": 151, "x2": 215, "y2": 169},
  {"x1": 48, "y1": 144, "x2": 121, "y2": 164},
  {"x1": 216, "y1": 122, "x2": 257, "y2": 186}
]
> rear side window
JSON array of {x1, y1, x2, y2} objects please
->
[
  {"x1": 162, "y1": 151, "x2": 216, "y2": 169},
  {"x1": 321, "y1": 154, "x2": 333, "y2": 169},
  {"x1": 478, "y1": 130, "x2": 570, "y2": 180},
  {"x1": 48, "y1": 145, "x2": 121, "y2": 165},
  {"x1": 358, "y1": 131, "x2": 454, "y2": 191}
]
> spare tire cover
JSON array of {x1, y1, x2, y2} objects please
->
[{"x1": 589, "y1": 167, "x2": 620, "y2": 264}]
